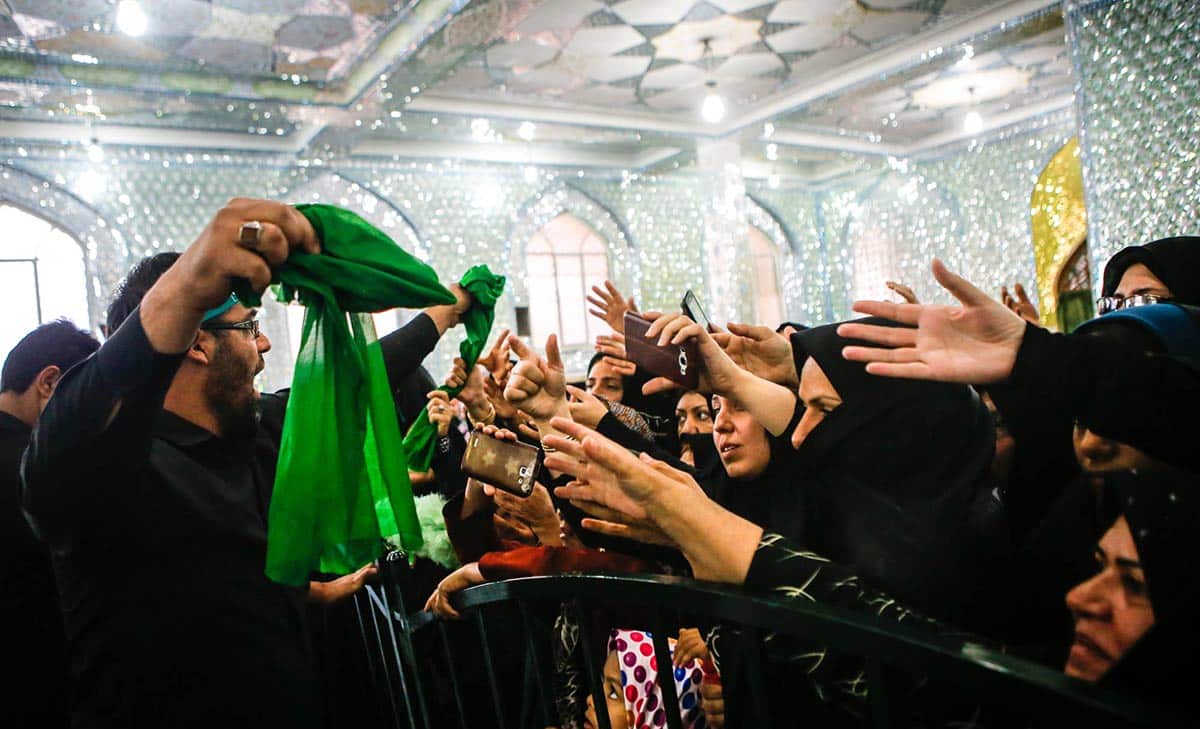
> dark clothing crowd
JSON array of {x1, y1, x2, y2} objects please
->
[{"x1": 2, "y1": 204, "x2": 1198, "y2": 729}]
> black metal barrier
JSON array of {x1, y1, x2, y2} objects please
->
[{"x1": 354, "y1": 559, "x2": 1172, "y2": 729}]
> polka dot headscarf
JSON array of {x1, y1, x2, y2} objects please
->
[{"x1": 607, "y1": 628, "x2": 707, "y2": 729}]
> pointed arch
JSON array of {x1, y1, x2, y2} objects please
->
[
  {"x1": 508, "y1": 184, "x2": 636, "y2": 304},
  {"x1": 745, "y1": 195, "x2": 795, "y2": 327},
  {"x1": 0, "y1": 165, "x2": 128, "y2": 333},
  {"x1": 285, "y1": 171, "x2": 430, "y2": 261},
  {"x1": 842, "y1": 171, "x2": 962, "y2": 313},
  {"x1": 508, "y1": 185, "x2": 636, "y2": 374}
]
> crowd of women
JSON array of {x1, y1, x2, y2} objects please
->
[{"x1": 398, "y1": 234, "x2": 1200, "y2": 729}]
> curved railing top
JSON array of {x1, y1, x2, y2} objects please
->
[{"x1": 400, "y1": 572, "x2": 1173, "y2": 728}]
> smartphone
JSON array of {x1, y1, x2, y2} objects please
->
[
  {"x1": 461, "y1": 431, "x2": 541, "y2": 498},
  {"x1": 623, "y1": 311, "x2": 700, "y2": 390},
  {"x1": 681, "y1": 289, "x2": 722, "y2": 333}
]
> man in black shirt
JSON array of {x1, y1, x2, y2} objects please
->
[
  {"x1": 1, "y1": 319, "x2": 99, "y2": 727},
  {"x1": 22, "y1": 199, "x2": 470, "y2": 728}
]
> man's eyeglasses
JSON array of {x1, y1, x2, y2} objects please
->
[
  {"x1": 1095, "y1": 293, "x2": 1168, "y2": 315},
  {"x1": 201, "y1": 319, "x2": 261, "y2": 337}
]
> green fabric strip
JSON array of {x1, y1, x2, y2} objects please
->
[
  {"x1": 400, "y1": 265, "x2": 506, "y2": 472},
  {"x1": 265, "y1": 204, "x2": 455, "y2": 586}
]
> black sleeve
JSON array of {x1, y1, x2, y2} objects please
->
[
  {"x1": 22, "y1": 308, "x2": 184, "y2": 523},
  {"x1": 379, "y1": 312, "x2": 440, "y2": 387},
  {"x1": 595, "y1": 413, "x2": 688, "y2": 469},
  {"x1": 740, "y1": 532, "x2": 980, "y2": 715},
  {"x1": 1008, "y1": 323, "x2": 1200, "y2": 471},
  {"x1": 985, "y1": 382, "x2": 1079, "y2": 541},
  {"x1": 425, "y1": 425, "x2": 468, "y2": 499}
]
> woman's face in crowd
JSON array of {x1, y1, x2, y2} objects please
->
[
  {"x1": 587, "y1": 359, "x2": 625, "y2": 404},
  {"x1": 712, "y1": 395, "x2": 771, "y2": 480},
  {"x1": 676, "y1": 391, "x2": 713, "y2": 436},
  {"x1": 791, "y1": 357, "x2": 843, "y2": 450},
  {"x1": 1115, "y1": 263, "x2": 1172, "y2": 300},
  {"x1": 1072, "y1": 424, "x2": 1170, "y2": 475},
  {"x1": 1064, "y1": 516, "x2": 1156, "y2": 682},
  {"x1": 583, "y1": 649, "x2": 628, "y2": 729}
]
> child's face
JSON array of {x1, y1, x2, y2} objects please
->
[{"x1": 583, "y1": 650, "x2": 628, "y2": 729}]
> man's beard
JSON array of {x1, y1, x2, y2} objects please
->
[{"x1": 204, "y1": 339, "x2": 262, "y2": 439}]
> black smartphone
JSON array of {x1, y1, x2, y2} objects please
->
[{"x1": 681, "y1": 289, "x2": 721, "y2": 333}]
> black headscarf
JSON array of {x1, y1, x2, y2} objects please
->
[
  {"x1": 1072, "y1": 303, "x2": 1200, "y2": 464},
  {"x1": 1101, "y1": 235, "x2": 1200, "y2": 304},
  {"x1": 1096, "y1": 470, "x2": 1200, "y2": 715},
  {"x1": 712, "y1": 403, "x2": 809, "y2": 539},
  {"x1": 785, "y1": 319, "x2": 1009, "y2": 631},
  {"x1": 587, "y1": 351, "x2": 677, "y2": 436}
]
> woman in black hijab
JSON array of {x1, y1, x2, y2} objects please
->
[
  {"x1": 584, "y1": 351, "x2": 677, "y2": 437},
  {"x1": 785, "y1": 320, "x2": 1009, "y2": 633},
  {"x1": 1101, "y1": 235, "x2": 1200, "y2": 306},
  {"x1": 1069, "y1": 469, "x2": 1199, "y2": 720}
]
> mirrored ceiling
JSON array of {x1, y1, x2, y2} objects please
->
[{"x1": 0, "y1": 0, "x2": 1073, "y2": 184}]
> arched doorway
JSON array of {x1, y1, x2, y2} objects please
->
[
  {"x1": 1054, "y1": 237, "x2": 1095, "y2": 332},
  {"x1": 0, "y1": 204, "x2": 92, "y2": 362},
  {"x1": 525, "y1": 212, "x2": 611, "y2": 349},
  {"x1": 747, "y1": 225, "x2": 785, "y2": 329}
]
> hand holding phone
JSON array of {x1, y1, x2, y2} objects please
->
[
  {"x1": 461, "y1": 430, "x2": 541, "y2": 497},
  {"x1": 682, "y1": 289, "x2": 723, "y2": 334},
  {"x1": 623, "y1": 312, "x2": 701, "y2": 390}
]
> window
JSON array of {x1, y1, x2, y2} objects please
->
[
  {"x1": 0, "y1": 205, "x2": 91, "y2": 362},
  {"x1": 526, "y1": 213, "x2": 610, "y2": 347},
  {"x1": 748, "y1": 226, "x2": 784, "y2": 329},
  {"x1": 851, "y1": 223, "x2": 898, "y2": 311}
]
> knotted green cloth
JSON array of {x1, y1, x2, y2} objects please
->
[
  {"x1": 263, "y1": 204, "x2": 457, "y2": 586},
  {"x1": 401, "y1": 265, "x2": 506, "y2": 472}
]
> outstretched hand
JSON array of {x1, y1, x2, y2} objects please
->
[
  {"x1": 639, "y1": 312, "x2": 745, "y2": 397},
  {"x1": 711, "y1": 322, "x2": 798, "y2": 388},
  {"x1": 477, "y1": 328, "x2": 511, "y2": 377},
  {"x1": 504, "y1": 334, "x2": 568, "y2": 422},
  {"x1": 423, "y1": 563, "x2": 484, "y2": 620},
  {"x1": 886, "y1": 280, "x2": 920, "y2": 304},
  {"x1": 308, "y1": 562, "x2": 377, "y2": 605},
  {"x1": 543, "y1": 419, "x2": 650, "y2": 521},
  {"x1": 566, "y1": 385, "x2": 609, "y2": 428},
  {"x1": 838, "y1": 259, "x2": 1027, "y2": 384},
  {"x1": 545, "y1": 417, "x2": 703, "y2": 519},
  {"x1": 1000, "y1": 282, "x2": 1041, "y2": 325},
  {"x1": 587, "y1": 280, "x2": 637, "y2": 334}
]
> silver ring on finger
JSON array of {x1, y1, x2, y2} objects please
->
[{"x1": 239, "y1": 220, "x2": 263, "y2": 246}]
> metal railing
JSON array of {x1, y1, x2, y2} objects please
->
[{"x1": 353, "y1": 556, "x2": 1171, "y2": 729}]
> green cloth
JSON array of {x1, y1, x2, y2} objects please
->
[
  {"x1": 263, "y1": 204, "x2": 456, "y2": 586},
  {"x1": 400, "y1": 265, "x2": 506, "y2": 472}
]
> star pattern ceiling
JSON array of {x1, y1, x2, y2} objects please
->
[
  {"x1": 0, "y1": 0, "x2": 1075, "y2": 182},
  {"x1": 430, "y1": 0, "x2": 1000, "y2": 112}
]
